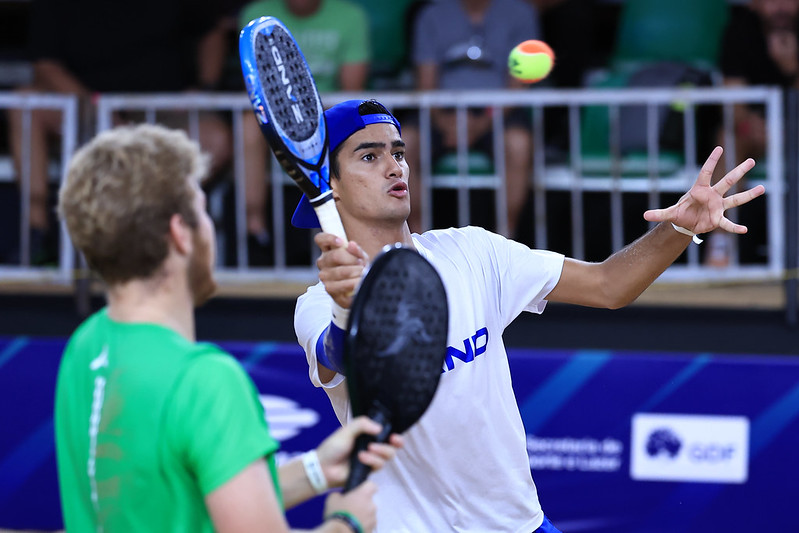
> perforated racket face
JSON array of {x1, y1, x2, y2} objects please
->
[
  {"x1": 345, "y1": 247, "x2": 448, "y2": 434},
  {"x1": 239, "y1": 17, "x2": 329, "y2": 198},
  {"x1": 253, "y1": 27, "x2": 318, "y2": 141}
]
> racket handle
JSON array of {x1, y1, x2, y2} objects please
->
[
  {"x1": 313, "y1": 196, "x2": 347, "y2": 241},
  {"x1": 343, "y1": 410, "x2": 391, "y2": 493}
]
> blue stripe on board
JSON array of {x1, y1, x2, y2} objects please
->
[
  {"x1": 520, "y1": 350, "x2": 612, "y2": 435},
  {"x1": 0, "y1": 336, "x2": 28, "y2": 372},
  {"x1": 244, "y1": 342, "x2": 279, "y2": 365},
  {"x1": 0, "y1": 418, "x2": 54, "y2": 502},
  {"x1": 750, "y1": 381, "x2": 799, "y2": 457},
  {"x1": 636, "y1": 353, "x2": 711, "y2": 412}
]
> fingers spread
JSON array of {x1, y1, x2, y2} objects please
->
[
  {"x1": 718, "y1": 217, "x2": 748, "y2": 234},
  {"x1": 723, "y1": 184, "x2": 765, "y2": 210},
  {"x1": 714, "y1": 158, "x2": 756, "y2": 196},
  {"x1": 643, "y1": 207, "x2": 669, "y2": 222},
  {"x1": 696, "y1": 146, "x2": 723, "y2": 187}
]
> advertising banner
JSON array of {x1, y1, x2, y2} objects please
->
[{"x1": 1, "y1": 338, "x2": 797, "y2": 531}]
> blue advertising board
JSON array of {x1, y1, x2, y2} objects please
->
[{"x1": 1, "y1": 337, "x2": 797, "y2": 531}]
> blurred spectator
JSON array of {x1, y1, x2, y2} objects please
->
[
  {"x1": 403, "y1": 0, "x2": 540, "y2": 238},
  {"x1": 237, "y1": 0, "x2": 370, "y2": 265},
  {"x1": 576, "y1": 0, "x2": 727, "y2": 262},
  {"x1": 6, "y1": 0, "x2": 231, "y2": 265},
  {"x1": 720, "y1": 0, "x2": 799, "y2": 158},
  {"x1": 705, "y1": 0, "x2": 798, "y2": 266},
  {"x1": 348, "y1": 0, "x2": 424, "y2": 89}
]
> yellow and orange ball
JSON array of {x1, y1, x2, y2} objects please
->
[{"x1": 508, "y1": 40, "x2": 555, "y2": 84}]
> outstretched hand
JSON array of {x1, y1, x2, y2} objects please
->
[{"x1": 643, "y1": 146, "x2": 765, "y2": 235}]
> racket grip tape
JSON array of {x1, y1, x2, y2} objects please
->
[
  {"x1": 313, "y1": 196, "x2": 347, "y2": 241},
  {"x1": 343, "y1": 410, "x2": 391, "y2": 492}
]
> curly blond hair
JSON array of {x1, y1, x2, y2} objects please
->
[{"x1": 58, "y1": 124, "x2": 209, "y2": 284}]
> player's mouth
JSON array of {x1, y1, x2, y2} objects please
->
[{"x1": 388, "y1": 181, "x2": 408, "y2": 198}]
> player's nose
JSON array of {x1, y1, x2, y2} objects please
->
[{"x1": 385, "y1": 154, "x2": 404, "y2": 178}]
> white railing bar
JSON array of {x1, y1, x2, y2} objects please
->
[
  {"x1": 59, "y1": 97, "x2": 78, "y2": 282},
  {"x1": 608, "y1": 104, "x2": 623, "y2": 252},
  {"x1": 568, "y1": 104, "x2": 585, "y2": 260},
  {"x1": 766, "y1": 89, "x2": 786, "y2": 277},
  {"x1": 492, "y1": 104, "x2": 509, "y2": 237},
  {"x1": 532, "y1": 105, "x2": 546, "y2": 248}
]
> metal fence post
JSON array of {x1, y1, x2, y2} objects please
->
[{"x1": 785, "y1": 89, "x2": 798, "y2": 327}]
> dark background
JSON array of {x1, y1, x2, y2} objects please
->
[{"x1": 1, "y1": 292, "x2": 796, "y2": 355}]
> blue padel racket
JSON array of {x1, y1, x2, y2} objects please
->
[
  {"x1": 343, "y1": 245, "x2": 449, "y2": 491},
  {"x1": 239, "y1": 16, "x2": 346, "y2": 239}
]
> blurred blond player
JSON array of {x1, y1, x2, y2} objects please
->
[
  {"x1": 294, "y1": 99, "x2": 765, "y2": 532},
  {"x1": 55, "y1": 124, "x2": 401, "y2": 533}
]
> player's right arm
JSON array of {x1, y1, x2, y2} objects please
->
[{"x1": 310, "y1": 232, "x2": 368, "y2": 384}]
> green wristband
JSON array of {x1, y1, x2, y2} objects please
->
[{"x1": 326, "y1": 510, "x2": 364, "y2": 533}]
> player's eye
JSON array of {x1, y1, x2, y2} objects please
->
[
  {"x1": 393, "y1": 150, "x2": 405, "y2": 161},
  {"x1": 361, "y1": 153, "x2": 375, "y2": 162}
]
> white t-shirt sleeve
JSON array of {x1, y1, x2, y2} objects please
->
[
  {"x1": 294, "y1": 282, "x2": 351, "y2": 424},
  {"x1": 480, "y1": 228, "x2": 565, "y2": 327}
]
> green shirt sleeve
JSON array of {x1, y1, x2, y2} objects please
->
[
  {"x1": 339, "y1": 2, "x2": 370, "y2": 64},
  {"x1": 167, "y1": 350, "x2": 280, "y2": 497}
]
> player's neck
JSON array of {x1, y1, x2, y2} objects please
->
[
  {"x1": 344, "y1": 220, "x2": 415, "y2": 260},
  {"x1": 105, "y1": 265, "x2": 196, "y2": 342}
]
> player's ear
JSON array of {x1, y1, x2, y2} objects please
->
[
  {"x1": 330, "y1": 170, "x2": 341, "y2": 200},
  {"x1": 169, "y1": 213, "x2": 193, "y2": 255}
]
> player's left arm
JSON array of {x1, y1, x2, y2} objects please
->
[{"x1": 546, "y1": 146, "x2": 764, "y2": 308}]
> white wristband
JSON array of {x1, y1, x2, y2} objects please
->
[
  {"x1": 331, "y1": 301, "x2": 350, "y2": 330},
  {"x1": 302, "y1": 450, "x2": 328, "y2": 494},
  {"x1": 671, "y1": 223, "x2": 703, "y2": 245}
]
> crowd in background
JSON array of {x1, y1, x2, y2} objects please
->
[{"x1": 0, "y1": 0, "x2": 796, "y2": 268}]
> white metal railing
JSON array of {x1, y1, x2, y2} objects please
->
[
  {"x1": 98, "y1": 87, "x2": 783, "y2": 284},
  {"x1": 0, "y1": 93, "x2": 78, "y2": 283},
  {"x1": 2, "y1": 87, "x2": 783, "y2": 286}
]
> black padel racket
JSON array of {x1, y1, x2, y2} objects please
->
[
  {"x1": 239, "y1": 16, "x2": 346, "y2": 239},
  {"x1": 343, "y1": 245, "x2": 449, "y2": 491}
]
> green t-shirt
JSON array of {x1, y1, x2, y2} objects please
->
[
  {"x1": 55, "y1": 309, "x2": 280, "y2": 532},
  {"x1": 239, "y1": 0, "x2": 370, "y2": 92}
]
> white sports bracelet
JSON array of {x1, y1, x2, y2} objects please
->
[
  {"x1": 671, "y1": 223, "x2": 703, "y2": 245},
  {"x1": 302, "y1": 450, "x2": 328, "y2": 494},
  {"x1": 331, "y1": 301, "x2": 351, "y2": 330}
]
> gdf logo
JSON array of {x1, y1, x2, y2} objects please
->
[{"x1": 631, "y1": 413, "x2": 749, "y2": 483}]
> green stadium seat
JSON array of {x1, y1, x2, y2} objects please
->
[{"x1": 579, "y1": 0, "x2": 730, "y2": 176}]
